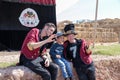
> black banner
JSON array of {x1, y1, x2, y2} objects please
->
[
  {"x1": 0, "y1": 1, "x2": 56, "y2": 50},
  {"x1": 0, "y1": 1, "x2": 56, "y2": 30}
]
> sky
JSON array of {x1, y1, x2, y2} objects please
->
[{"x1": 56, "y1": 0, "x2": 120, "y2": 22}]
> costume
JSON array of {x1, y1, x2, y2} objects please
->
[
  {"x1": 63, "y1": 39, "x2": 96, "y2": 80},
  {"x1": 50, "y1": 43, "x2": 73, "y2": 79},
  {"x1": 19, "y1": 28, "x2": 58, "y2": 80},
  {"x1": 63, "y1": 23, "x2": 96, "y2": 80}
]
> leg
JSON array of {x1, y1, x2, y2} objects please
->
[
  {"x1": 54, "y1": 59, "x2": 68, "y2": 78},
  {"x1": 45, "y1": 62, "x2": 58, "y2": 80},
  {"x1": 86, "y1": 65, "x2": 96, "y2": 80},
  {"x1": 75, "y1": 68, "x2": 88, "y2": 80},
  {"x1": 62, "y1": 58, "x2": 73, "y2": 77},
  {"x1": 22, "y1": 56, "x2": 51, "y2": 80}
]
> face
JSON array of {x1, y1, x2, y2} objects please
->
[
  {"x1": 45, "y1": 26, "x2": 55, "y2": 36},
  {"x1": 56, "y1": 36, "x2": 64, "y2": 44},
  {"x1": 66, "y1": 34, "x2": 75, "y2": 43}
]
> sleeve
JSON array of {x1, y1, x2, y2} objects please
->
[
  {"x1": 63, "y1": 41, "x2": 67, "y2": 58},
  {"x1": 82, "y1": 39, "x2": 92, "y2": 55},
  {"x1": 27, "y1": 28, "x2": 38, "y2": 43},
  {"x1": 49, "y1": 43, "x2": 57, "y2": 59}
]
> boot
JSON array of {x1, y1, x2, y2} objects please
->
[{"x1": 69, "y1": 77, "x2": 75, "y2": 80}]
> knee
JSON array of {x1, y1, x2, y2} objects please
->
[
  {"x1": 59, "y1": 63, "x2": 65, "y2": 68},
  {"x1": 87, "y1": 67, "x2": 95, "y2": 74},
  {"x1": 42, "y1": 72, "x2": 51, "y2": 80},
  {"x1": 50, "y1": 63, "x2": 59, "y2": 74},
  {"x1": 87, "y1": 68, "x2": 96, "y2": 78}
]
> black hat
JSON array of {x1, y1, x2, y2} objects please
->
[{"x1": 64, "y1": 24, "x2": 77, "y2": 36}]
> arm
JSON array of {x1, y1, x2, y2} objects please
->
[
  {"x1": 27, "y1": 34, "x2": 55, "y2": 51},
  {"x1": 49, "y1": 43, "x2": 58, "y2": 58},
  {"x1": 42, "y1": 54, "x2": 50, "y2": 67},
  {"x1": 84, "y1": 40, "x2": 92, "y2": 55}
]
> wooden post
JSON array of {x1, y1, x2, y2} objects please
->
[
  {"x1": 119, "y1": 32, "x2": 120, "y2": 43},
  {"x1": 93, "y1": 0, "x2": 99, "y2": 48}
]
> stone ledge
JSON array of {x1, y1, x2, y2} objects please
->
[
  {"x1": 0, "y1": 66, "x2": 41, "y2": 80},
  {"x1": 0, "y1": 65, "x2": 78, "y2": 80},
  {"x1": 0, "y1": 57, "x2": 120, "y2": 80}
]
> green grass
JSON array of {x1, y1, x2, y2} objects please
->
[
  {"x1": 0, "y1": 62, "x2": 17, "y2": 68},
  {"x1": 92, "y1": 44, "x2": 120, "y2": 56}
]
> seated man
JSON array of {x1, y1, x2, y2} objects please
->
[{"x1": 19, "y1": 23, "x2": 58, "y2": 80}]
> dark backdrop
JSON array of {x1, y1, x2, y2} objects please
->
[{"x1": 0, "y1": 1, "x2": 56, "y2": 50}]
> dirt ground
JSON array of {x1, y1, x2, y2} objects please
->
[
  {"x1": 0, "y1": 51, "x2": 119, "y2": 63},
  {"x1": 0, "y1": 51, "x2": 120, "y2": 80},
  {"x1": 0, "y1": 51, "x2": 20, "y2": 63}
]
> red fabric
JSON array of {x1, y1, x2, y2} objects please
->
[
  {"x1": 80, "y1": 39, "x2": 92, "y2": 64},
  {"x1": 63, "y1": 41, "x2": 71, "y2": 61},
  {"x1": 20, "y1": 0, "x2": 55, "y2": 5},
  {"x1": 21, "y1": 28, "x2": 40, "y2": 59}
]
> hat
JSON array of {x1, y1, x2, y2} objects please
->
[
  {"x1": 56, "y1": 31, "x2": 64, "y2": 38},
  {"x1": 64, "y1": 24, "x2": 77, "y2": 36}
]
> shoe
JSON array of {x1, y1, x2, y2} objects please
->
[
  {"x1": 65, "y1": 78, "x2": 69, "y2": 80},
  {"x1": 69, "y1": 77, "x2": 75, "y2": 80}
]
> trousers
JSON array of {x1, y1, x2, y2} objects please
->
[
  {"x1": 53, "y1": 58, "x2": 73, "y2": 78},
  {"x1": 19, "y1": 54, "x2": 58, "y2": 80},
  {"x1": 75, "y1": 64, "x2": 96, "y2": 80}
]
